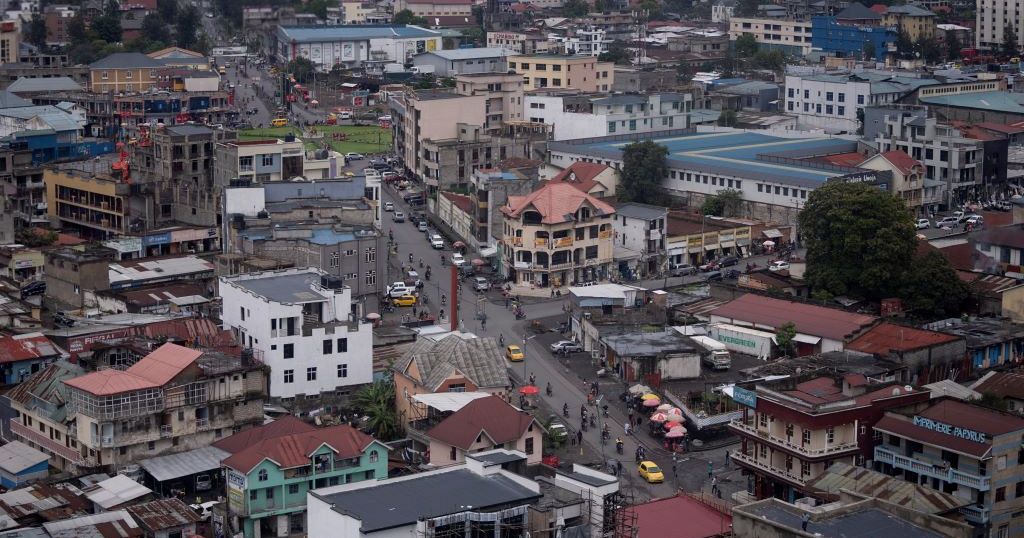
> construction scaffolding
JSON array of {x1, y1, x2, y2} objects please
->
[
  {"x1": 419, "y1": 505, "x2": 529, "y2": 538},
  {"x1": 601, "y1": 490, "x2": 637, "y2": 538}
]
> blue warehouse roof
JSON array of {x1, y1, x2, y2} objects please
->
[{"x1": 278, "y1": 25, "x2": 441, "y2": 43}]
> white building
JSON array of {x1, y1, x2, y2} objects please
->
[
  {"x1": 219, "y1": 268, "x2": 373, "y2": 401},
  {"x1": 976, "y1": 0, "x2": 1022, "y2": 51},
  {"x1": 612, "y1": 203, "x2": 667, "y2": 278},
  {"x1": 728, "y1": 17, "x2": 814, "y2": 56},
  {"x1": 783, "y1": 71, "x2": 939, "y2": 133},
  {"x1": 275, "y1": 25, "x2": 443, "y2": 69},
  {"x1": 712, "y1": 0, "x2": 735, "y2": 23},
  {"x1": 524, "y1": 92, "x2": 691, "y2": 140},
  {"x1": 548, "y1": 26, "x2": 611, "y2": 56}
]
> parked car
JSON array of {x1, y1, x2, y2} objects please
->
[
  {"x1": 392, "y1": 294, "x2": 417, "y2": 307},
  {"x1": 53, "y1": 311, "x2": 74, "y2": 327},
  {"x1": 550, "y1": 340, "x2": 583, "y2": 353},
  {"x1": 345, "y1": 152, "x2": 365, "y2": 160},
  {"x1": 638, "y1": 461, "x2": 664, "y2": 483},
  {"x1": 473, "y1": 276, "x2": 491, "y2": 292},
  {"x1": 383, "y1": 201, "x2": 394, "y2": 212},
  {"x1": 392, "y1": 211, "x2": 406, "y2": 222},
  {"x1": 381, "y1": 171, "x2": 399, "y2": 181},
  {"x1": 936, "y1": 216, "x2": 959, "y2": 228},
  {"x1": 417, "y1": 221, "x2": 428, "y2": 232},
  {"x1": 190, "y1": 501, "x2": 221, "y2": 521},
  {"x1": 387, "y1": 282, "x2": 412, "y2": 298},
  {"x1": 915, "y1": 218, "x2": 930, "y2": 230},
  {"x1": 505, "y1": 344, "x2": 524, "y2": 362},
  {"x1": 670, "y1": 263, "x2": 697, "y2": 276},
  {"x1": 429, "y1": 234, "x2": 444, "y2": 249},
  {"x1": 404, "y1": 270, "x2": 422, "y2": 288},
  {"x1": 965, "y1": 215, "x2": 984, "y2": 228},
  {"x1": 953, "y1": 210, "x2": 966, "y2": 222},
  {"x1": 699, "y1": 260, "x2": 719, "y2": 272},
  {"x1": 451, "y1": 253, "x2": 466, "y2": 267},
  {"x1": 719, "y1": 256, "x2": 739, "y2": 267},
  {"x1": 705, "y1": 272, "x2": 723, "y2": 283},
  {"x1": 546, "y1": 416, "x2": 568, "y2": 442},
  {"x1": 723, "y1": 269, "x2": 741, "y2": 279},
  {"x1": 768, "y1": 260, "x2": 790, "y2": 272}
]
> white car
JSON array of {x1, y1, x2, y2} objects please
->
[
  {"x1": 387, "y1": 283, "x2": 411, "y2": 298},
  {"x1": 346, "y1": 152, "x2": 365, "y2": 160},
  {"x1": 451, "y1": 253, "x2": 466, "y2": 267},
  {"x1": 383, "y1": 201, "x2": 394, "y2": 212},
  {"x1": 768, "y1": 260, "x2": 790, "y2": 272},
  {"x1": 915, "y1": 218, "x2": 930, "y2": 230},
  {"x1": 429, "y1": 234, "x2": 444, "y2": 249},
  {"x1": 392, "y1": 211, "x2": 405, "y2": 222},
  {"x1": 936, "y1": 216, "x2": 959, "y2": 229},
  {"x1": 965, "y1": 215, "x2": 984, "y2": 227}
]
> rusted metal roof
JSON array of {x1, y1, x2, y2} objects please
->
[
  {"x1": 127, "y1": 498, "x2": 201, "y2": 532},
  {"x1": 806, "y1": 462, "x2": 969, "y2": 515}
]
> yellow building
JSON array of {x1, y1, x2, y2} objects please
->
[
  {"x1": 88, "y1": 52, "x2": 164, "y2": 93},
  {"x1": 45, "y1": 168, "x2": 130, "y2": 238},
  {"x1": 0, "y1": 20, "x2": 20, "y2": 65},
  {"x1": 507, "y1": 55, "x2": 614, "y2": 92},
  {"x1": 882, "y1": 5, "x2": 936, "y2": 41}
]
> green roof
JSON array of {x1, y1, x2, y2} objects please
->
[{"x1": 919, "y1": 91, "x2": 1024, "y2": 115}]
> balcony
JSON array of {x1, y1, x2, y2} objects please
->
[
  {"x1": 959, "y1": 504, "x2": 990, "y2": 524},
  {"x1": 730, "y1": 420, "x2": 859, "y2": 458},
  {"x1": 553, "y1": 237, "x2": 573, "y2": 248},
  {"x1": 730, "y1": 449, "x2": 807, "y2": 487},
  {"x1": 874, "y1": 447, "x2": 990, "y2": 491}
]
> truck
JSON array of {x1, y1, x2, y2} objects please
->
[{"x1": 691, "y1": 335, "x2": 732, "y2": 371}]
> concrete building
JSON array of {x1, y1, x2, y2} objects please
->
[
  {"x1": 486, "y1": 31, "x2": 551, "y2": 55},
  {"x1": 418, "y1": 395, "x2": 544, "y2": 466},
  {"x1": 469, "y1": 166, "x2": 540, "y2": 247},
  {"x1": 88, "y1": 52, "x2": 163, "y2": 93},
  {"x1": 45, "y1": 168, "x2": 132, "y2": 238},
  {"x1": 0, "y1": 20, "x2": 19, "y2": 65},
  {"x1": 396, "y1": 0, "x2": 472, "y2": 16},
  {"x1": 612, "y1": 203, "x2": 667, "y2": 279},
  {"x1": 881, "y1": 4, "x2": 937, "y2": 41},
  {"x1": 42, "y1": 4, "x2": 75, "y2": 46},
  {"x1": 275, "y1": 25, "x2": 442, "y2": 69},
  {"x1": 548, "y1": 25, "x2": 611, "y2": 57},
  {"x1": 549, "y1": 161, "x2": 618, "y2": 199},
  {"x1": 523, "y1": 92, "x2": 690, "y2": 140},
  {"x1": 453, "y1": 72, "x2": 526, "y2": 131},
  {"x1": 610, "y1": 67, "x2": 677, "y2": 92},
  {"x1": 976, "y1": 0, "x2": 1023, "y2": 51},
  {"x1": 219, "y1": 268, "x2": 373, "y2": 405},
  {"x1": 214, "y1": 136, "x2": 342, "y2": 187},
  {"x1": 811, "y1": 15, "x2": 896, "y2": 62},
  {"x1": 729, "y1": 374, "x2": 930, "y2": 502},
  {"x1": 873, "y1": 398, "x2": 1024, "y2": 536},
  {"x1": 215, "y1": 416, "x2": 388, "y2": 538},
  {"x1": 412, "y1": 48, "x2": 511, "y2": 77},
  {"x1": 507, "y1": 55, "x2": 614, "y2": 92},
  {"x1": 857, "y1": 150, "x2": 938, "y2": 215},
  {"x1": 728, "y1": 17, "x2": 815, "y2": 56},
  {"x1": 43, "y1": 246, "x2": 115, "y2": 309},
  {"x1": 0, "y1": 332, "x2": 62, "y2": 386},
  {"x1": 501, "y1": 181, "x2": 616, "y2": 287},
  {"x1": 783, "y1": 71, "x2": 938, "y2": 133},
  {"x1": 390, "y1": 89, "x2": 486, "y2": 183}
]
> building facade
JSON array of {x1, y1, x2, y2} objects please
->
[
  {"x1": 612, "y1": 203, "x2": 668, "y2": 279},
  {"x1": 507, "y1": 55, "x2": 614, "y2": 92},
  {"x1": 523, "y1": 92, "x2": 690, "y2": 140},
  {"x1": 728, "y1": 17, "x2": 815, "y2": 56},
  {"x1": 275, "y1": 25, "x2": 442, "y2": 69}
]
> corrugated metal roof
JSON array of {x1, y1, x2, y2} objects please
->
[
  {"x1": 0, "y1": 441, "x2": 48, "y2": 475},
  {"x1": 138, "y1": 446, "x2": 230, "y2": 483},
  {"x1": 83, "y1": 475, "x2": 152, "y2": 510},
  {"x1": 806, "y1": 462, "x2": 969, "y2": 514},
  {"x1": 126, "y1": 498, "x2": 201, "y2": 531},
  {"x1": 7, "y1": 77, "x2": 82, "y2": 93}
]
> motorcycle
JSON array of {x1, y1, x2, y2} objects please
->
[
  {"x1": 563, "y1": 404, "x2": 569, "y2": 418},
  {"x1": 616, "y1": 440, "x2": 624, "y2": 455},
  {"x1": 546, "y1": 383, "x2": 552, "y2": 397}
]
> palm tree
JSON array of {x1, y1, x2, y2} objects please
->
[{"x1": 354, "y1": 380, "x2": 403, "y2": 441}]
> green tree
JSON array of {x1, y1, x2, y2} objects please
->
[
  {"x1": 735, "y1": 33, "x2": 758, "y2": 58},
  {"x1": 917, "y1": 36, "x2": 942, "y2": 64},
  {"x1": 896, "y1": 29, "x2": 914, "y2": 59},
  {"x1": 302, "y1": 0, "x2": 333, "y2": 19},
  {"x1": 105, "y1": 0, "x2": 120, "y2": 16},
  {"x1": 637, "y1": 0, "x2": 661, "y2": 18},
  {"x1": 354, "y1": 380, "x2": 402, "y2": 441},
  {"x1": 287, "y1": 56, "x2": 316, "y2": 83},
  {"x1": 775, "y1": 322, "x2": 797, "y2": 357},
  {"x1": 863, "y1": 40, "x2": 876, "y2": 61},
  {"x1": 175, "y1": 5, "x2": 200, "y2": 49},
  {"x1": 68, "y1": 14, "x2": 88, "y2": 44},
  {"x1": 92, "y1": 15, "x2": 123, "y2": 43},
  {"x1": 702, "y1": 188, "x2": 743, "y2": 217},
  {"x1": 856, "y1": 108, "x2": 865, "y2": 135},
  {"x1": 946, "y1": 32, "x2": 961, "y2": 59},
  {"x1": 26, "y1": 14, "x2": 46, "y2": 48},
  {"x1": 736, "y1": 0, "x2": 758, "y2": 16},
  {"x1": 903, "y1": 250, "x2": 969, "y2": 317},
  {"x1": 799, "y1": 182, "x2": 917, "y2": 301},
  {"x1": 1003, "y1": 25, "x2": 1020, "y2": 58},
  {"x1": 619, "y1": 140, "x2": 667, "y2": 204},
  {"x1": 717, "y1": 109, "x2": 737, "y2": 127},
  {"x1": 392, "y1": 9, "x2": 428, "y2": 25},
  {"x1": 751, "y1": 49, "x2": 785, "y2": 71},
  {"x1": 141, "y1": 14, "x2": 171, "y2": 45},
  {"x1": 598, "y1": 40, "x2": 631, "y2": 63},
  {"x1": 15, "y1": 229, "x2": 56, "y2": 248},
  {"x1": 978, "y1": 391, "x2": 1008, "y2": 412},
  {"x1": 157, "y1": 0, "x2": 178, "y2": 21},
  {"x1": 562, "y1": 0, "x2": 590, "y2": 17}
]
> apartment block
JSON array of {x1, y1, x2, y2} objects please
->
[
  {"x1": 524, "y1": 91, "x2": 690, "y2": 140},
  {"x1": 976, "y1": 0, "x2": 1023, "y2": 51},
  {"x1": 45, "y1": 168, "x2": 131, "y2": 239},
  {"x1": 507, "y1": 54, "x2": 614, "y2": 92},
  {"x1": 729, "y1": 17, "x2": 814, "y2": 56},
  {"x1": 454, "y1": 72, "x2": 526, "y2": 130}
]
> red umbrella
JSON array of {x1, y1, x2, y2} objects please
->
[
  {"x1": 664, "y1": 421, "x2": 682, "y2": 430},
  {"x1": 519, "y1": 385, "x2": 540, "y2": 395}
]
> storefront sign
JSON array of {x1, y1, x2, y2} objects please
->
[
  {"x1": 170, "y1": 228, "x2": 219, "y2": 243},
  {"x1": 687, "y1": 236, "x2": 703, "y2": 248},
  {"x1": 735, "y1": 228, "x2": 750, "y2": 239},
  {"x1": 719, "y1": 333, "x2": 757, "y2": 349},
  {"x1": 143, "y1": 232, "x2": 171, "y2": 247},
  {"x1": 732, "y1": 386, "x2": 757, "y2": 408},
  {"x1": 912, "y1": 416, "x2": 987, "y2": 443}
]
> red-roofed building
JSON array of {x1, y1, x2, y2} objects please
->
[
  {"x1": 845, "y1": 322, "x2": 966, "y2": 384},
  {"x1": 57, "y1": 343, "x2": 266, "y2": 472},
  {"x1": 858, "y1": 151, "x2": 935, "y2": 214},
  {"x1": 729, "y1": 374, "x2": 930, "y2": 502},
  {"x1": 425, "y1": 395, "x2": 543, "y2": 465},
  {"x1": 549, "y1": 161, "x2": 619, "y2": 198},
  {"x1": 501, "y1": 182, "x2": 616, "y2": 289},
  {"x1": 216, "y1": 418, "x2": 388, "y2": 538},
  {"x1": 0, "y1": 332, "x2": 63, "y2": 385},
  {"x1": 633, "y1": 494, "x2": 731, "y2": 538}
]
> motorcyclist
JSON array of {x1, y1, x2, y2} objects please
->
[
  {"x1": 563, "y1": 403, "x2": 569, "y2": 418},
  {"x1": 546, "y1": 382, "x2": 552, "y2": 396}
]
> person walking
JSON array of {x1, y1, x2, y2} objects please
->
[
  {"x1": 711, "y1": 476, "x2": 718, "y2": 495},
  {"x1": 707, "y1": 461, "x2": 713, "y2": 479},
  {"x1": 801, "y1": 513, "x2": 810, "y2": 532},
  {"x1": 576, "y1": 430, "x2": 583, "y2": 446},
  {"x1": 725, "y1": 450, "x2": 731, "y2": 468}
]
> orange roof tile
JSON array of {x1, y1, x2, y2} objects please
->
[
  {"x1": 426, "y1": 395, "x2": 538, "y2": 450},
  {"x1": 876, "y1": 150, "x2": 921, "y2": 176},
  {"x1": 64, "y1": 369, "x2": 158, "y2": 396},
  {"x1": 221, "y1": 423, "x2": 380, "y2": 474},
  {"x1": 502, "y1": 182, "x2": 615, "y2": 224},
  {"x1": 549, "y1": 162, "x2": 610, "y2": 194},
  {"x1": 64, "y1": 343, "x2": 201, "y2": 396}
]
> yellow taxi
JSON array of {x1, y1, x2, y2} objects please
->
[
  {"x1": 392, "y1": 294, "x2": 417, "y2": 307},
  {"x1": 271, "y1": 117, "x2": 288, "y2": 127},
  {"x1": 638, "y1": 461, "x2": 664, "y2": 483},
  {"x1": 505, "y1": 344, "x2": 524, "y2": 362}
]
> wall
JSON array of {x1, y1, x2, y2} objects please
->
[{"x1": 523, "y1": 95, "x2": 606, "y2": 140}]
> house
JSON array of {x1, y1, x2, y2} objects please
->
[
  {"x1": 857, "y1": 150, "x2": 937, "y2": 215},
  {"x1": 523, "y1": 92, "x2": 689, "y2": 140},
  {"x1": 548, "y1": 161, "x2": 618, "y2": 198},
  {"x1": 508, "y1": 55, "x2": 615, "y2": 92},
  {"x1": 601, "y1": 329, "x2": 701, "y2": 383},
  {"x1": 0, "y1": 441, "x2": 48, "y2": 488},
  {"x1": 709, "y1": 294, "x2": 878, "y2": 355},
  {"x1": 466, "y1": 164, "x2": 540, "y2": 249},
  {"x1": 568, "y1": 283, "x2": 650, "y2": 352},
  {"x1": 805, "y1": 461, "x2": 972, "y2": 516},
  {"x1": 880, "y1": 4, "x2": 936, "y2": 41},
  {"x1": 0, "y1": 332, "x2": 62, "y2": 385},
  {"x1": 974, "y1": 225, "x2": 1024, "y2": 277},
  {"x1": 412, "y1": 48, "x2": 511, "y2": 77},
  {"x1": 423, "y1": 395, "x2": 543, "y2": 466},
  {"x1": 274, "y1": 25, "x2": 443, "y2": 69},
  {"x1": 127, "y1": 498, "x2": 203, "y2": 538},
  {"x1": 392, "y1": 334, "x2": 509, "y2": 424},
  {"x1": 922, "y1": 317, "x2": 1024, "y2": 373},
  {"x1": 500, "y1": 181, "x2": 616, "y2": 289},
  {"x1": 612, "y1": 202, "x2": 668, "y2": 279},
  {"x1": 215, "y1": 416, "x2": 388, "y2": 538},
  {"x1": 3, "y1": 361, "x2": 85, "y2": 472},
  {"x1": 845, "y1": 322, "x2": 966, "y2": 385},
  {"x1": 395, "y1": 0, "x2": 472, "y2": 17},
  {"x1": 970, "y1": 371, "x2": 1024, "y2": 414},
  {"x1": 633, "y1": 494, "x2": 731, "y2": 538},
  {"x1": 88, "y1": 52, "x2": 163, "y2": 93}
]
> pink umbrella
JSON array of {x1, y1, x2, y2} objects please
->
[
  {"x1": 649, "y1": 412, "x2": 668, "y2": 423},
  {"x1": 663, "y1": 421, "x2": 682, "y2": 430},
  {"x1": 665, "y1": 407, "x2": 682, "y2": 416},
  {"x1": 642, "y1": 397, "x2": 661, "y2": 407},
  {"x1": 665, "y1": 428, "x2": 686, "y2": 439}
]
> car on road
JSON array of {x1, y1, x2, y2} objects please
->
[
  {"x1": 429, "y1": 234, "x2": 444, "y2": 249},
  {"x1": 392, "y1": 211, "x2": 405, "y2": 222},
  {"x1": 953, "y1": 210, "x2": 966, "y2": 222},
  {"x1": 417, "y1": 221, "x2": 428, "y2": 232},
  {"x1": 547, "y1": 416, "x2": 568, "y2": 443},
  {"x1": 638, "y1": 461, "x2": 664, "y2": 483},
  {"x1": 670, "y1": 263, "x2": 697, "y2": 276},
  {"x1": 915, "y1": 218, "x2": 931, "y2": 230},
  {"x1": 719, "y1": 256, "x2": 739, "y2": 267},
  {"x1": 965, "y1": 215, "x2": 984, "y2": 228},
  {"x1": 505, "y1": 344, "x2": 524, "y2": 362},
  {"x1": 550, "y1": 340, "x2": 583, "y2": 354},
  {"x1": 392, "y1": 294, "x2": 417, "y2": 307},
  {"x1": 404, "y1": 270, "x2": 422, "y2": 288},
  {"x1": 384, "y1": 202, "x2": 394, "y2": 212},
  {"x1": 473, "y1": 277, "x2": 491, "y2": 292},
  {"x1": 768, "y1": 260, "x2": 790, "y2": 272},
  {"x1": 270, "y1": 117, "x2": 288, "y2": 127},
  {"x1": 936, "y1": 216, "x2": 959, "y2": 228},
  {"x1": 382, "y1": 171, "x2": 399, "y2": 181},
  {"x1": 387, "y1": 282, "x2": 412, "y2": 298},
  {"x1": 451, "y1": 253, "x2": 466, "y2": 267},
  {"x1": 699, "y1": 260, "x2": 719, "y2": 272},
  {"x1": 345, "y1": 152, "x2": 365, "y2": 160}
]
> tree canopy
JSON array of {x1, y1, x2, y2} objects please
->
[
  {"x1": 562, "y1": 0, "x2": 590, "y2": 17},
  {"x1": 287, "y1": 57, "x2": 316, "y2": 83},
  {"x1": 735, "y1": 33, "x2": 758, "y2": 58},
  {"x1": 175, "y1": 5, "x2": 200, "y2": 49},
  {"x1": 1004, "y1": 25, "x2": 1020, "y2": 58},
  {"x1": 26, "y1": 14, "x2": 46, "y2": 48},
  {"x1": 393, "y1": 9, "x2": 428, "y2": 25},
  {"x1": 702, "y1": 189, "x2": 743, "y2": 217},
  {"x1": 619, "y1": 140, "x2": 667, "y2": 205},
  {"x1": 92, "y1": 14, "x2": 123, "y2": 43},
  {"x1": 902, "y1": 250, "x2": 970, "y2": 317}
]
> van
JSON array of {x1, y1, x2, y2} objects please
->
[
  {"x1": 270, "y1": 117, "x2": 288, "y2": 127},
  {"x1": 473, "y1": 277, "x2": 491, "y2": 292}
]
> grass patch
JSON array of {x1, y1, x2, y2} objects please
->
[{"x1": 239, "y1": 125, "x2": 392, "y2": 155}]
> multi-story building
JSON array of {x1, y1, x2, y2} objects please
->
[
  {"x1": 469, "y1": 165, "x2": 540, "y2": 247},
  {"x1": 857, "y1": 150, "x2": 940, "y2": 215},
  {"x1": 215, "y1": 416, "x2": 388, "y2": 538},
  {"x1": 341, "y1": 1, "x2": 374, "y2": 23},
  {"x1": 612, "y1": 203, "x2": 667, "y2": 279},
  {"x1": 13, "y1": 343, "x2": 266, "y2": 472},
  {"x1": 729, "y1": 373, "x2": 930, "y2": 502},
  {"x1": 421, "y1": 123, "x2": 547, "y2": 191},
  {"x1": 88, "y1": 52, "x2": 163, "y2": 93},
  {"x1": 811, "y1": 15, "x2": 896, "y2": 62},
  {"x1": 0, "y1": 20, "x2": 19, "y2": 65},
  {"x1": 219, "y1": 268, "x2": 373, "y2": 406},
  {"x1": 507, "y1": 54, "x2": 614, "y2": 92},
  {"x1": 214, "y1": 136, "x2": 341, "y2": 187},
  {"x1": 3, "y1": 361, "x2": 84, "y2": 471},
  {"x1": 274, "y1": 25, "x2": 443, "y2": 70},
  {"x1": 549, "y1": 25, "x2": 611, "y2": 56},
  {"x1": 45, "y1": 168, "x2": 132, "y2": 238},
  {"x1": 501, "y1": 181, "x2": 616, "y2": 288},
  {"x1": 728, "y1": 17, "x2": 814, "y2": 56},
  {"x1": 976, "y1": 0, "x2": 1023, "y2": 51},
  {"x1": 391, "y1": 89, "x2": 486, "y2": 181},
  {"x1": 874, "y1": 398, "x2": 1024, "y2": 536},
  {"x1": 881, "y1": 4, "x2": 936, "y2": 41},
  {"x1": 412, "y1": 48, "x2": 511, "y2": 77},
  {"x1": 42, "y1": 4, "x2": 75, "y2": 46},
  {"x1": 453, "y1": 72, "x2": 526, "y2": 131},
  {"x1": 43, "y1": 246, "x2": 113, "y2": 309},
  {"x1": 486, "y1": 31, "x2": 551, "y2": 55},
  {"x1": 395, "y1": 0, "x2": 472, "y2": 17},
  {"x1": 523, "y1": 91, "x2": 690, "y2": 140}
]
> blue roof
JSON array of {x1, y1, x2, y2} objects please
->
[
  {"x1": 278, "y1": 25, "x2": 440, "y2": 43},
  {"x1": 550, "y1": 131, "x2": 859, "y2": 188},
  {"x1": 919, "y1": 91, "x2": 1024, "y2": 115}
]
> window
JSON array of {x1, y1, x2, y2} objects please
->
[
  {"x1": 240, "y1": 307, "x2": 246, "y2": 321},
  {"x1": 337, "y1": 338, "x2": 348, "y2": 352},
  {"x1": 307, "y1": 367, "x2": 317, "y2": 381},
  {"x1": 101, "y1": 71, "x2": 109, "y2": 80},
  {"x1": 284, "y1": 369, "x2": 294, "y2": 383},
  {"x1": 261, "y1": 154, "x2": 273, "y2": 167},
  {"x1": 249, "y1": 490, "x2": 257, "y2": 501},
  {"x1": 838, "y1": 93, "x2": 845, "y2": 103},
  {"x1": 802, "y1": 429, "x2": 811, "y2": 445},
  {"x1": 338, "y1": 364, "x2": 348, "y2": 378},
  {"x1": 365, "y1": 247, "x2": 376, "y2": 262},
  {"x1": 258, "y1": 469, "x2": 268, "y2": 481},
  {"x1": 857, "y1": 95, "x2": 865, "y2": 105},
  {"x1": 996, "y1": 486, "x2": 1006, "y2": 502},
  {"x1": 837, "y1": 106, "x2": 845, "y2": 116},
  {"x1": 786, "y1": 423, "x2": 794, "y2": 439},
  {"x1": 525, "y1": 437, "x2": 534, "y2": 455},
  {"x1": 369, "y1": 450, "x2": 379, "y2": 463},
  {"x1": 283, "y1": 344, "x2": 294, "y2": 359},
  {"x1": 801, "y1": 461, "x2": 810, "y2": 476},
  {"x1": 450, "y1": 446, "x2": 457, "y2": 460},
  {"x1": 608, "y1": 121, "x2": 616, "y2": 133},
  {"x1": 1016, "y1": 481, "x2": 1024, "y2": 498},
  {"x1": 826, "y1": 92, "x2": 833, "y2": 101},
  {"x1": 365, "y1": 271, "x2": 376, "y2": 286},
  {"x1": 998, "y1": 454, "x2": 1007, "y2": 470},
  {"x1": 758, "y1": 444, "x2": 767, "y2": 458},
  {"x1": 125, "y1": 71, "x2": 133, "y2": 79},
  {"x1": 826, "y1": 426, "x2": 835, "y2": 444},
  {"x1": 787, "y1": 88, "x2": 794, "y2": 98},
  {"x1": 289, "y1": 484, "x2": 299, "y2": 494},
  {"x1": 323, "y1": 339, "x2": 333, "y2": 354},
  {"x1": 148, "y1": 441, "x2": 155, "y2": 450},
  {"x1": 329, "y1": 252, "x2": 339, "y2": 268}
]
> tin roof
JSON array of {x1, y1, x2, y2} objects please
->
[
  {"x1": 221, "y1": 423, "x2": 379, "y2": 474},
  {"x1": 82, "y1": 475, "x2": 152, "y2": 510},
  {"x1": 64, "y1": 343, "x2": 201, "y2": 396},
  {"x1": 0, "y1": 332, "x2": 62, "y2": 364},
  {"x1": 845, "y1": 322, "x2": 960, "y2": 355},
  {"x1": 426, "y1": 396, "x2": 538, "y2": 450},
  {"x1": 710, "y1": 294, "x2": 877, "y2": 341},
  {"x1": 0, "y1": 441, "x2": 48, "y2": 475},
  {"x1": 806, "y1": 462, "x2": 969, "y2": 514},
  {"x1": 42, "y1": 510, "x2": 143, "y2": 538},
  {"x1": 126, "y1": 498, "x2": 201, "y2": 532}
]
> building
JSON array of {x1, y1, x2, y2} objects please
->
[
  {"x1": 708, "y1": 80, "x2": 781, "y2": 113},
  {"x1": 811, "y1": 15, "x2": 896, "y2": 62},
  {"x1": 412, "y1": 48, "x2": 511, "y2": 77},
  {"x1": 548, "y1": 25, "x2": 611, "y2": 56},
  {"x1": 881, "y1": 4, "x2": 936, "y2": 41},
  {"x1": 213, "y1": 136, "x2": 340, "y2": 187},
  {"x1": 396, "y1": 0, "x2": 471, "y2": 16},
  {"x1": 610, "y1": 67, "x2": 677, "y2": 93},
  {"x1": 3, "y1": 361, "x2": 85, "y2": 471},
  {"x1": 857, "y1": 150, "x2": 936, "y2": 214},
  {"x1": 42, "y1": 4, "x2": 76, "y2": 46},
  {"x1": 88, "y1": 52, "x2": 163, "y2": 93},
  {"x1": 728, "y1": 17, "x2": 815, "y2": 56},
  {"x1": 507, "y1": 55, "x2": 614, "y2": 92},
  {"x1": 976, "y1": 0, "x2": 1022, "y2": 50},
  {"x1": 392, "y1": 334, "x2": 509, "y2": 424},
  {"x1": 486, "y1": 31, "x2": 551, "y2": 55},
  {"x1": 127, "y1": 498, "x2": 203, "y2": 538},
  {"x1": 453, "y1": 72, "x2": 526, "y2": 131},
  {"x1": 729, "y1": 374, "x2": 930, "y2": 502},
  {"x1": 468, "y1": 165, "x2": 540, "y2": 247},
  {"x1": 873, "y1": 398, "x2": 1024, "y2": 535},
  {"x1": 0, "y1": 332, "x2": 63, "y2": 385},
  {"x1": 275, "y1": 25, "x2": 442, "y2": 69},
  {"x1": 523, "y1": 92, "x2": 690, "y2": 140},
  {"x1": 422, "y1": 395, "x2": 543, "y2": 466},
  {"x1": 215, "y1": 416, "x2": 388, "y2": 538},
  {"x1": 501, "y1": 181, "x2": 616, "y2": 288},
  {"x1": 219, "y1": 268, "x2": 372, "y2": 405},
  {"x1": 0, "y1": 20, "x2": 19, "y2": 65},
  {"x1": 45, "y1": 167, "x2": 131, "y2": 239},
  {"x1": 844, "y1": 322, "x2": 966, "y2": 385},
  {"x1": 971, "y1": 371, "x2": 1024, "y2": 413},
  {"x1": 0, "y1": 441, "x2": 48, "y2": 488},
  {"x1": 922, "y1": 317, "x2": 1024, "y2": 374},
  {"x1": 43, "y1": 511, "x2": 144, "y2": 538},
  {"x1": 634, "y1": 494, "x2": 732, "y2": 538},
  {"x1": 83, "y1": 474, "x2": 154, "y2": 511},
  {"x1": 549, "y1": 161, "x2": 618, "y2": 198},
  {"x1": 390, "y1": 89, "x2": 485, "y2": 183},
  {"x1": 783, "y1": 71, "x2": 938, "y2": 133},
  {"x1": 973, "y1": 225, "x2": 1024, "y2": 276},
  {"x1": 43, "y1": 247, "x2": 115, "y2": 309},
  {"x1": 612, "y1": 203, "x2": 667, "y2": 279}
]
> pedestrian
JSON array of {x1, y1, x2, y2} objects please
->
[
  {"x1": 636, "y1": 415, "x2": 643, "y2": 428},
  {"x1": 576, "y1": 430, "x2": 583, "y2": 445},
  {"x1": 711, "y1": 476, "x2": 717, "y2": 495},
  {"x1": 707, "y1": 461, "x2": 713, "y2": 479},
  {"x1": 624, "y1": 423, "x2": 631, "y2": 436},
  {"x1": 616, "y1": 460, "x2": 622, "y2": 475},
  {"x1": 505, "y1": 297, "x2": 510, "y2": 308},
  {"x1": 570, "y1": 432, "x2": 576, "y2": 446},
  {"x1": 412, "y1": 306, "x2": 418, "y2": 317},
  {"x1": 628, "y1": 408, "x2": 633, "y2": 422},
  {"x1": 801, "y1": 513, "x2": 809, "y2": 532},
  {"x1": 725, "y1": 450, "x2": 731, "y2": 467}
]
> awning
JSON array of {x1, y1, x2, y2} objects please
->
[
  {"x1": 139, "y1": 446, "x2": 230, "y2": 482},
  {"x1": 737, "y1": 239, "x2": 751, "y2": 246},
  {"x1": 720, "y1": 241, "x2": 735, "y2": 248},
  {"x1": 762, "y1": 229, "x2": 783, "y2": 239},
  {"x1": 479, "y1": 245, "x2": 498, "y2": 258},
  {"x1": 704, "y1": 245, "x2": 717, "y2": 251},
  {"x1": 794, "y1": 334, "x2": 821, "y2": 345},
  {"x1": 412, "y1": 392, "x2": 491, "y2": 412}
]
